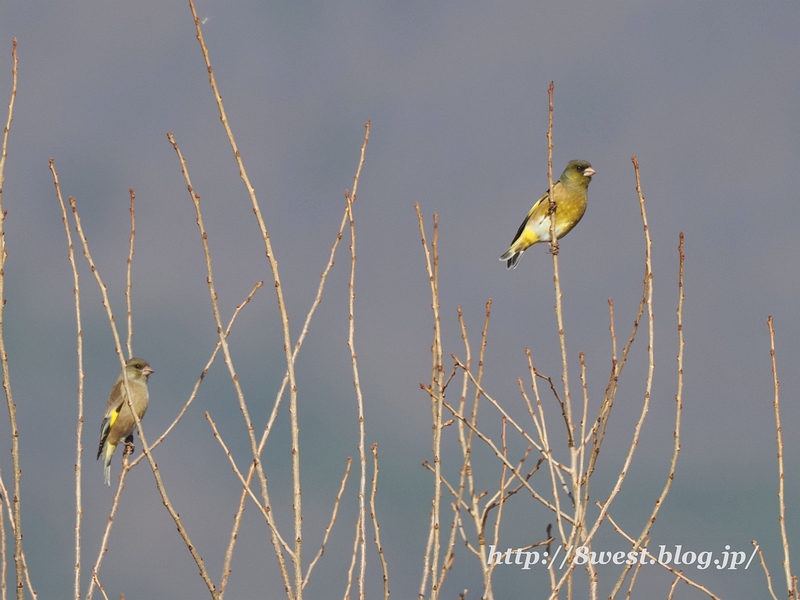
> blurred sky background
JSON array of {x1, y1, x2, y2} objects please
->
[{"x1": 1, "y1": 0, "x2": 800, "y2": 598}]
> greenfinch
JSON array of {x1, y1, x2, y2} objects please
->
[
  {"x1": 500, "y1": 160, "x2": 595, "y2": 268},
  {"x1": 97, "y1": 358, "x2": 153, "y2": 486}
]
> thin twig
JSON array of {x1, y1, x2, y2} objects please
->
[
  {"x1": 91, "y1": 573, "x2": 109, "y2": 600},
  {"x1": 492, "y1": 418, "x2": 509, "y2": 551},
  {"x1": 125, "y1": 189, "x2": 135, "y2": 359},
  {"x1": 0, "y1": 474, "x2": 35, "y2": 600},
  {"x1": 588, "y1": 250, "x2": 649, "y2": 489},
  {"x1": 343, "y1": 520, "x2": 360, "y2": 600},
  {"x1": 582, "y1": 246, "x2": 648, "y2": 529},
  {"x1": 221, "y1": 124, "x2": 370, "y2": 598},
  {"x1": 166, "y1": 131, "x2": 287, "y2": 598},
  {"x1": 664, "y1": 573, "x2": 681, "y2": 600},
  {"x1": 549, "y1": 157, "x2": 656, "y2": 599},
  {"x1": 415, "y1": 206, "x2": 445, "y2": 600},
  {"x1": 545, "y1": 83, "x2": 577, "y2": 513},
  {"x1": 187, "y1": 3, "x2": 304, "y2": 594},
  {"x1": 472, "y1": 301, "x2": 492, "y2": 483},
  {"x1": 344, "y1": 122, "x2": 370, "y2": 600},
  {"x1": 546, "y1": 81, "x2": 558, "y2": 257},
  {"x1": 0, "y1": 471, "x2": 5, "y2": 600},
  {"x1": 204, "y1": 413, "x2": 294, "y2": 561},
  {"x1": 0, "y1": 472, "x2": 5, "y2": 600},
  {"x1": 452, "y1": 356, "x2": 567, "y2": 472},
  {"x1": 482, "y1": 452, "x2": 542, "y2": 518},
  {"x1": 129, "y1": 282, "x2": 263, "y2": 466},
  {"x1": 85, "y1": 451, "x2": 128, "y2": 600},
  {"x1": 370, "y1": 445, "x2": 390, "y2": 600},
  {"x1": 768, "y1": 316, "x2": 794, "y2": 597},
  {"x1": 431, "y1": 212, "x2": 444, "y2": 600},
  {"x1": 436, "y1": 394, "x2": 575, "y2": 524},
  {"x1": 0, "y1": 39, "x2": 24, "y2": 600},
  {"x1": 418, "y1": 518, "x2": 434, "y2": 600},
  {"x1": 609, "y1": 232, "x2": 685, "y2": 598},
  {"x1": 452, "y1": 307, "x2": 492, "y2": 596},
  {"x1": 471, "y1": 302, "x2": 493, "y2": 592},
  {"x1": 89, "y1": 277, "x2": 257, "y2": 597},
  {"x1": 523, "y1": 352, "x2": 569, "y2": 547},
  {"x1": 304, "y1": 459, "x2": 352, "y2": 587},
  {"x1": 753, "y1": 541, "x2": 779, "y2": 600},
  {"x1": 69, "y1": 195, "x2": 217, "y2": 598},
  {"x1": 582, "y1": 360, "x2": 596, "y2": 600},
  {"x1": 577, "y1": 352, "x2": 589, "y2": 505},
  {"x1": 50, "y1": 159, "x2": 85, "y2": 600},
  {"x1": 603, "y1": 508, "x2": 719, "y2": 599},
  {"x1": 623, "y1": 537, "x2": 647, "y2": 600},
  {"x1": 451, "y1": 308, "x2": 474, "y2": 583},
  {"x1": 421, "y1": 461, "x2": 475, "y2": 517}
]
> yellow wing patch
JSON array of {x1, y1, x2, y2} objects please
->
[{"x1": 108, "y1": 407, "x2": 120, "y2": 429}]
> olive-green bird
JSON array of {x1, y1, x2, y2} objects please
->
[
  {"x1": 500, "y1": 160, "x2": 595, "y2": 269},
  {"x1": 97, "y1": 358, "x2": 154, "y2": 486}
]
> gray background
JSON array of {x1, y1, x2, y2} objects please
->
[{"x1": 1, "y1": 0, "x2": 799, "y2": 598}]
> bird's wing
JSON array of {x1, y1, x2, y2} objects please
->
[
  {"x1": 104, "y1": 379, "x2": 127, "y2": 421},
  {"x1": 510, "y1": 182, "x2": 562, "y2": 244},
  {"x1": 97, "y1": 380, "x2": 126, "y2": 459}
]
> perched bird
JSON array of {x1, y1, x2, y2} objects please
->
[
  {"x1": 97, "y1": 358, "x2": 154, "y2": 486},
  {"x1": 500, "y1": 160, "x2": 595, "y2": 268}
]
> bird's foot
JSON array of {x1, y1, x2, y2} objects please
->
[{"x1": 123, "y1": 435, "x2": 135, "y2": 456}]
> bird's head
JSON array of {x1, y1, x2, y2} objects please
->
[
  {"x1": 127, "y1": 358, "x2": 154, "y2": 380},
  {"x1": 561, "y1": 160, "x2": 595, "y2": 189}
]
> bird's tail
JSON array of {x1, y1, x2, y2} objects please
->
[
  {"x1": 103, "y1": 442, "x2": 116, "y2": 486},
  {"x1": 97, "y1": 416, "x2": 111, "y2": 460},
  {"x1": 499, "y1": 248, "x2": 522, "y2": 269}
]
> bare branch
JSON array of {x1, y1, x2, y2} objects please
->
[
  {"x1": 68, "y1": 194, "x2": 217, "y2": 599},
  {"x1": 0, "y1": 473, "x2": 36, "y2": 600},
  {"x1": 415, "y1": 206, "x2": 445, "y2": 600},
  {"x1": 49, "y1": 159, "x2": 85, "y2": 600},
  {"x1": 125, "y1": 189, "x2": 135, "y2": 359},
  {"x1": 0, "y1": 39, "x2": 25, "y2": 600},
  {"x1": 343, "y1": 122, "x2": 371, "y2": 600},
  {"x1": 204, "y1": 413, "x2": 295, "y2": 563},
  {"x1": 768, "y1": 317, "x2": 794, "y2": 596},
  {"x1": 222, "y1": 124, "x2": 371, "y2": 596},
  {"x1": 304, "y1": 459, "x2": 352, "y2": 587},
  {"x1": 603, "y1": 508, "x2": 719, "y2": 599},
  {"x1": 186, "y1": 3, "x2": 303, "y2": 592},
  {"x1": 753, "y1": 541, "x2": 780, "y2": 600},
  {"x1": 167, "y1": 131, "x2": 286, "y2": 598},
  {"x1": 370, "y1": 446, "x2": 390, "y2": 600},
  {"x1": 609, "y1": 232, "x2": 685, "y2": 597}
]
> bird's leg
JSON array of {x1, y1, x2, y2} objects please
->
[
  {"x1": 547, "y1": 204, "x2": 560, "y2": 255},
  {"x1": 123, "y1": 434, "x2": 135, "y2": 456}
]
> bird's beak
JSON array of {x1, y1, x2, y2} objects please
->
[
  {"x1": 143, "y1": 366, "x2": 154, "y2": 377},
  {"x1": 584, "y1": 167, "x2": 596, "y2": 177}
]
